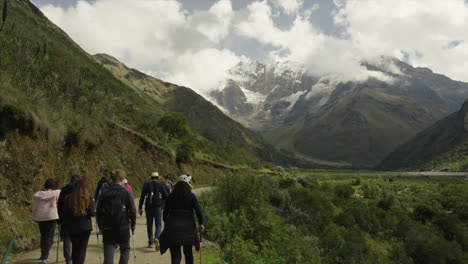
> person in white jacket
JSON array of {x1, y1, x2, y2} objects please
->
[{"x1": 32, "y1": 178, "x2": 61, "y2": 264}]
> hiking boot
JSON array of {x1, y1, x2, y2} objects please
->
[
  {"x1": 40, "y1": 259, "x2": 48, "y2": 264},
  {"x1": 147, "y1": 243, "x2": 153, "y2": 248},
  {"x1": 154, "y1": 239, "x2": 160, "y2": 251}
]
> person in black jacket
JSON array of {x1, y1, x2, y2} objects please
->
[
  {"x1": 97, "y1": 169, "x2": 136, "y2": 264},
  {"x1": 57, "y1": 174, "x2": 80, "y2": 264},
  {"x1": 138, "y1": 171, "x2": 169, "y2": 250},
  {"x1": 159, "y1": 175, "x2": 204, "y2": 264},
  {"x1": 62, "y1": 179, "x2": 95, "y2": 264}
]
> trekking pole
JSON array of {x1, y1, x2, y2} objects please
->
[
  {"x1": 131, "y1": 229, "x2": 136, "y2": 264},
  {"x1": 95, "y1": 218, "x2": 102, "y2": 264},
  {"x1": 199, "y1": 230, "x2": 203, "y2": 264},
  {"x1": 56, "y1": 223, "x2": 60, "y2": 263}
]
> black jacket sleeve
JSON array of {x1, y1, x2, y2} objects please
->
[
  {"x1": 126, "y1": 190, "x2": 137, "y2": 228},
  {"x1": 193, "y1": 194, "x2": 203, "y2": 225},
  {"x1": 138, "y1": 182, "x2": 148, "y2": 210},
  {"x1": 87, "y1": 199, "x2": 96, "y2": 218}
]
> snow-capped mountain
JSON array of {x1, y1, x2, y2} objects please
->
[
  {"x1": 210, "y1": 60, "x2": 319, "y2": 131},
  {"x1": 208, "y1": 57, "x2": 468, "y2": 166}
]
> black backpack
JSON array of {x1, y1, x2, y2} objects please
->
[
  {"x1": 145, "y1": 181, "x2": 162, "y2": 208},
  {"x1": 99, "y1": 186, "x2": 124, "y2": 230}
]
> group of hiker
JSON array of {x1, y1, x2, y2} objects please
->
[{"x1": 31, "y1": 170, "x2": 203, "y2": 264}]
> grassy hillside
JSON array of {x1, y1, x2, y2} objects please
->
[
  {"x1": 0, "y1": 0, "x2": 278, "y2": 250},
  {"x1": 378, "y1": 99, "x2": 468, "y2": 171},
  {"x1": 266, "y1": 85, "x2": 439, "y2": 167},
  {"x1": 94, "y1": 54, "x2": 319, "y2": 168}
]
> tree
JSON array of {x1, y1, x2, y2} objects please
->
[
  {"x1": 0, "y1": 0, "x2": 7, "y2": 32},
  {"x1": 157, "y1": 112, "x2": 190, "y2": 142},
  {"x1": 176, "y1": 140, "x2": 194, "y2": 164}
]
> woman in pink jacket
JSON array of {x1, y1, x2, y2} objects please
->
[{"x1": 32, "y1": 179, "x2": 61, "y2": 264}]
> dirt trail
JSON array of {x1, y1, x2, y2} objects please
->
[{"x1": 11, "y1": 187, "x2": 213, "y2": 264}]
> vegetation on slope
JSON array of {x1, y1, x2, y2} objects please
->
[
  {"x1": 202, "y1": 172, "x2": 468, "y2": 263},
  {"x1": 94, "y1": 53, "x2": 316, "y2": 168},
  {"x1": 266, "y1": 84, "x2": 441, "y2": 167},
  {"x1": 0, "y1": 0, "x2": 275, "y2": 251},
  {"x1": 378, "y1": 99, "x2": 468, "y2": 171}
]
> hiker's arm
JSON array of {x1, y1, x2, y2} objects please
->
[
  {"x1": 87, "y1": 198, "x2": 96, "y2": 217},
  {"x1": 193, "y1": 195, "x2": 203, "y2": 225},
  {"x1": 160, "y1": 184, "x2": 169, "y2": 199},
  {"x1": 138, "y1": 183, "x2": 147, "y2": 210},
  {"x1": 127, "y1": 191, "x2": 137, "y2": 229},
  {"x1": 57, "y1": 191, "x2": 65, "y2": 221},
  {"x1": 163, "y1": 198, "x2": 170, "y2": 222},
  {"x1": 96, "y1": 198, "x2": 103, "y2": 229}
]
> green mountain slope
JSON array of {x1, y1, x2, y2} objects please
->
[
  {"x1": 378, "y1": 99, "x2": 468, "y2": 171},
  {"x1": 265, "y1": 83, "x2": 442, "y2": 167},
  {"x1": 0, "y1": 0, "x2": 277, "y2": 250},
  {"x1": 94, "y1": 54, "x2": 316, "y2": 168}
]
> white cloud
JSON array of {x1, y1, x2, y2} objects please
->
[
  {"x1": 39, "y1": 0, "x2": 239, "y2": 94},
  {"x1": 37, "y1": 0, "x2": 468, "y2": 90},
  {"x1": 236, "y1": 1, "x2": 376, "y2": 81},
  {"x1": 235, "y1": 0, "x2": 468, "y2": 83},
  {"x1": 334, "y1": 0, "x2": 468, "y2": 82}
]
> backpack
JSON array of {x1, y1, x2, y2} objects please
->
[
  {"x1": 99, "y1": 187, "x2": 124, "y2": 230},
  {"x1": 145, "y1": 181, "x2": 162, "y2": 208}
]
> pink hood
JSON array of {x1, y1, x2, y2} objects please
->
[{"x1": 32, "y1": 189, "x2": 61, "y2": 222}]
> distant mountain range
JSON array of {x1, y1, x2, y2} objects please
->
[
  {"x1": 210, "y1": 58, "x2": 468, "y2": 166},
  {"x1": 94, "y1": 54, "x2": 314, "y2": 168},
  {"x1": 378, "y1": 98, "x2": 468, "y2": 171}
]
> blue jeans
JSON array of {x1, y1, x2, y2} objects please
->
[{"x1": 145, "y1": 206, "x2": 162, "y2": 244}]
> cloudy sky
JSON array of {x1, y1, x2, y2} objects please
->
[{"x1": 32, "y1": 0, "x2": 468, "y2": 95}]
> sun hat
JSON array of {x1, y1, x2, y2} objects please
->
[
  {"x1": 151, "y1": 172, "x2": 159, "y2": 178},
  {"x1": 177, "y1": 175, "x2": 193, "y2": 188}
]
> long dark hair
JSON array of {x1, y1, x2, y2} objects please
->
[
  {"x1": 69, "y1": 179, "x2": 90, "y2": 216},
  {"x1": 172, "y1": 181, "x2": 192, "y2": 197}
]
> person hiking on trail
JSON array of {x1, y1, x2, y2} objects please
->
[
  {"x1": 213, "y1": 176, "x2": 218, "y2": 186},
  {"x1": 124, "y1": 178, "x2": 133, "y2": 192},
  {"x1": 163, "y1": 174, "x2": 174, "y2": 193},
  {"x1": 61, "y1": 179, "x2": 95, "y2": 264},
  {"x1": 138, "y1": 171, "x2": 169, "y2": 250},
  {"x1": 159, "y1": 175, "x2": 204, "y2": 264},
  {"x1": 32, "y1": 178, "x2": 61, "y2": 264},
  {"x1": 57, "y1": 174, "x2": 81, "y2": 264},
  {"x1": 94, "y1": 175, "x2": 110, "y2": 204},
  {"x1": 96, "y1": 169, "x2": 136, "y2": 264}
]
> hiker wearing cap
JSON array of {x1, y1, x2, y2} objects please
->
[
  {"x1": 57, "y1": 174, "x2": 81, "y2": 264},
  {"x1": 159, "y1": 175, "x2": 204, "y2": 264},
  {"x1": 97, "y1": 169, "x2": 137, "y2": 264},
  {"x1": 61, "y1": 179, "x2": 95, "y2": 264},
  {"x1": 138, "y1": 172, "x2": 169, "y2": 249},
  {"x1": 32, "y1": 179, "x2": 61, "y2": 264}
]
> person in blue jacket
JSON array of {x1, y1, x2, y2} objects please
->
[{"x1": 138, "y1": 172, "x2": 169, "y2": 250}]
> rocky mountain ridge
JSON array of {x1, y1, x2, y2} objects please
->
[{"x1": 210, "y1": 57, "x2": 468, "y2": 165}]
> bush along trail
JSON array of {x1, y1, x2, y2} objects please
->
[
  {"x1": 10, "y1": 187, "x2": 217, "y2": 264},
  {"x1": 200, "y1": 173, "x2": 468, "y2": 264}
]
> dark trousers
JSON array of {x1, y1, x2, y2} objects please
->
[
  {"x1": 145, "y1": 207, "x2": 162, "y2": 244},
  {"x1": 38, "y1": 220, "x2": 57, "y2": 260},
  {"x1": 70, "y1": 231, "x2": 91, "y2": 264},
  {"x1": 61, "y1": 227, "x2": 72, "y2": 261},
  {"x1": 170, "y1": 245, "x2": 193, "y2": 264},
  {"x1": 103, "y1": 229, "x2": 130, "y2": 264}
]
